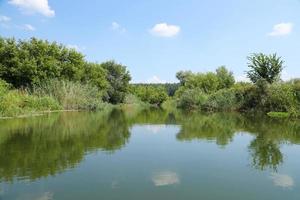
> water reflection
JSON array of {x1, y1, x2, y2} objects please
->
[
  {"x1": 249, "y1": 135, "x2": 283, "y2": 171},
  {"x1": 152, "y1": 171, "x2": 180, "y2": 186},
  {"x1": 0, "y1": 109, "x2": 130, "y2": 182},
  {"x1": 270, "y1": 173, "x2": 294, "y2": 188},
  {"x1": 174, "y1": 112, "x2": 300, "y2": 170},
  {"x1": 0, "y1": 108, "x2": 299, "y2": 182}
]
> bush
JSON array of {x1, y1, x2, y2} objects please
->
[
  {"x1": 177, "y1": 88, "x2": 208, "y2": 110},
  {"x1": 33, "y1": 79, "x2": 105, "y2": 110},
  {"x1": 291, "y1": 79, "x2": 300, "y2": 103},
  {"x1": 124, "y1": 93, "x2": 143, "y2": 105},
  {"x1": 231, "y1": 83, "x2": 259, "y2": 111},
  {"x1": 0, "y1": 89, "x2": 60, "y2": 117},
  {"x1": 204, "y1": 89, "x2": 237, "y2": 111},
  {"x1": 265, "y1": 83, "x2": 298, "y2": 114},
  {"x1": 132, "y1": 85, "x2": 168, "y2": 106}
]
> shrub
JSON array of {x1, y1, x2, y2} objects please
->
[
  {"x1": 265, "y1": 83, "x2": 298, "y2": 114},
  {"x1": 291, "y1": 79, "x2": 300, "y2": 103},
  {"x1": 177, "y1": 88, "x2": 208, "y2": 109},
  {"x1": 124, "y1": 93, "x2": 142, "y2": 105},
  {"x1": 204, "y1": 89, "x2": 237, "y2": 111},
  {"x1": 132, "y1": 85, "x2": 168, "y2": 106}
]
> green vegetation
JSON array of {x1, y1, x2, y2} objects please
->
[
  {"x1": 130, "y1": 84, "x2": 168, "y2": 106},
  {"x1": 174, "y1": 54, "x2": 300, "y2": 117},
  {"x1": 247, "y1": 53, "x2": 283, "y2": 84},
  {"x1": 267, "y1": 112, "x2": 290, "y2": 118},
  {"x1": 0, "y1": 36, "x2": 299, "y2": 118},
  {"x1": 32, "y1": 79, "x2": 106, "y2": 110},
  {"x1": 0, "y1": 79, "x2": 61, "y2": 117},
  {"x1": 0, "y1": 37, "x2": 131, "y2": 117}
]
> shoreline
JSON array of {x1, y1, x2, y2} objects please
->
[{"x1": 0, "y1": 110, "x2": 82, "y2": 120}]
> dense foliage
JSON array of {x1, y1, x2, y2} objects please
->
[
  {"x1": 0, "y1": 37, "x2": 131, "y2": 111},
  {"x1": 0, "y1": 37, "x2": 85, "y2": 87},
  {"x1": 247, "y1": 53, "x2": 284, "y2": 84},
  {"x1": 101, "y1": 61, "x2": 131, "y2": 104},
  {"x1": 174, "y1": 58, "x2": 299, "y2": 117},
  {"x1": 130, "y1": 84, "x2": 168, "y2": 106},
  {"x1": 0, "y1": 36, "x2": 299, "y2": 118}
]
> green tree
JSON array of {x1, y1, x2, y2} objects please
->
[
  {"x1": 185, "y1": 72, "x2": 219, "y2": 94},
  {"x1": 216, "y1": 66, "x2": 235, "y2": 89},
  {"x1": 133, "y1": 85, "x2": 168, "y2": 106},
  {"x1": 101, "y1": 61, "x2": 131, "y2": 104},
  {"x1": 82, "y1": 62, "x2": 108, "y2": 91},
  {"x1": 247, "y1": 53, "x2": 284, "y2": 84},
  {"x1": 0, "y1": 37, "x2": 86, "y2": 87},
  {"x1": 176, "y1": 70, "x2": 193, "y2": 86}
]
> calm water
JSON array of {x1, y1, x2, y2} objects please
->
[{"x1": 0, "y1": 108, "x2": 299, "y2": 200}]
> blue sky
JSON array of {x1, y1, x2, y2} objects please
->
[{"x1": 0, "y1": 0, "x2": 300, "y2": 83}]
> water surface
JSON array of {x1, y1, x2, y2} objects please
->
[{"x1": 0, "y1": 108, "x2": 299, "y2": 200}]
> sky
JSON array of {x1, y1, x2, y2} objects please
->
[{"x1": 0, "y1": 0, "x2": 300, "y2": 83}]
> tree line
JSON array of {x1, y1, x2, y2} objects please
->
[
  {"x1": 174, "y1": 53, "x2": 300, "y2": 117},
  {"x1": 0, "y1": 37, "x2": 299, "y2": 117},
  {"x1": 0, "y1": 37, "x2": 130, "y2": 104}
]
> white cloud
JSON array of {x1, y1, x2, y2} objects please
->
[
  {"x1": 150, "y1": 23, "x2": 180, "y2": 37},
  {"x1": 152, "y1": 171, "x2": 180, "y2": 186},
  {"x1": 268, "y1": 22, "x2": 293, "y2": 36},
  {"x1": 0, "y1": 15, "x2": 11, "y2": 22},
  {"x1": 270, "y1": 173, "x2": 294, "y2": 188},
  {"x1": 111, "y1": 22, "x2": 126, "y2": 33},
  {"x1": 146, "y1": 75, "x2": 167, "y2": 84},
  {"x1": 23, "y1": 24, "x2": 35, "y2": 31},
  {"x1": 9, "y1": 0, "x2": 55, "y2": 17}
]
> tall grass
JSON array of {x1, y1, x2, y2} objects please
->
[
  {"x1": 0, "y1": 79, "x2": 61, "y2": 117},
  {"x1": 32, "y1": 79, "x2": 106, "y2": 110}
]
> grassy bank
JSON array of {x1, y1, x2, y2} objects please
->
[{"x1": 0, "y1": 79, "x2": 112, "y2": 118}]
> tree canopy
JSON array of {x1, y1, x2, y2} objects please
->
[{"x1": 247, "y1": 53, "x2": 284, "y2": 84}]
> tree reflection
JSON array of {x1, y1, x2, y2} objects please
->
[
  {"x1": 0, "y1": 108, "x2": 299, "y2": 181},
  {"x1": 170, "y1": 111, "x2": 300, "y2": 171},
  {"x1": 249, "y1": 135, "x2": 283, "y2": 171},
  {"x1": 176, "y1": 112, "x2": 241, "y2": 146},
  {"x1": 0, "y1": 109, "x2": 130, "y2": 181}
]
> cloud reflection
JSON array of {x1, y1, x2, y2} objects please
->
[
  {"x1": 152, "y1": 171, "x2": 180, "y2": 186},
  {"x1": 16, "y1": 192, "x2": 53, "y2": 200},
  {"x1": 145, "y1": 125, "x2": 167, "y2": 134},
  {"x1": 270, "y1": 173, "x2": 294, "y2": 188}
]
